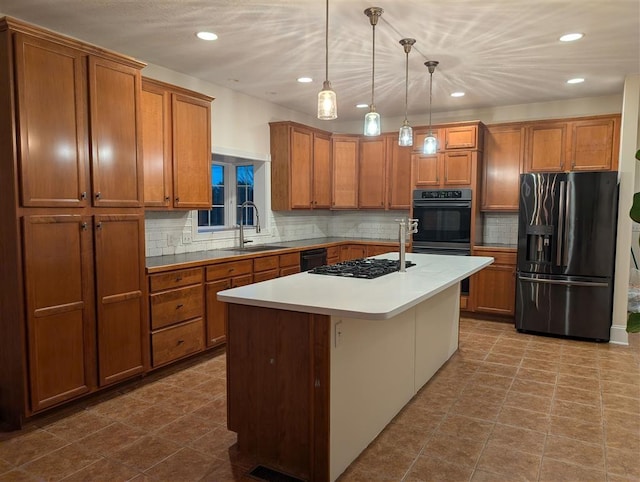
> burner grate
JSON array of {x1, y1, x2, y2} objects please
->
[{"x1": 308, "y1": 258, "x2": 415, "y2": 279}]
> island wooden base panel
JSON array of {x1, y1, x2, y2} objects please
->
[{"x1": 226, "y1": 284, "x2": 460, "y2": 482}]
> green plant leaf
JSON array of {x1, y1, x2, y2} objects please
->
[
  {"x1": 630, "y1": 193, "x2": 640, "y2": 223},
  {"x1": 636, "y1": 149, "x2": 640, "y2": 161},
  {"x1": 627, "y1": 312, "x2": 640, "y2": 333}
]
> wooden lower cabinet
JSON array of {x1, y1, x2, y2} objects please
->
[
  {"x1": 279, "y1": 252, "x2": 301, "y2": 276},
  {"x1": 94, "y1": 214, "x2": 146, "y2": 385},
  {"x1": 205, "y1": 259, "x2": 253, "y2": 347},
  {"x1": 340, "y1": 244, "x2": 366, "y2": 262},
  {"x1": 227, "y1": 304, "x2": 329, "y2": 481},
  {"x1": 469, "y1": 248, "x2": 517, "y2": 316},
  {"x1": 149, "y1": 267, "x2": 205, "y2": 367},
  {"x1": 327, "y1": 246, "x2": 340, "y2": 265}
]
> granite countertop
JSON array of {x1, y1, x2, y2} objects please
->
[
  {"x1": 217, "y1": 253, "x2": 494, "y2": 320},
  {"x1": 146, "y1": 237, "x2": 404, "y2": 273}
]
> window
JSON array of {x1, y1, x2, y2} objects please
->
[{"x1": 198, "y1": 154, "x2": 255, "y2": 232}]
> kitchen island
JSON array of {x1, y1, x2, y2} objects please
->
[{"x1": 218, "y1": 253, "x2": 493, "y2": 481}]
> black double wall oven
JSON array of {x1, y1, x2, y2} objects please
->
[{"x1": 412, "y1": 188, "x2": 472, "y2": 294}]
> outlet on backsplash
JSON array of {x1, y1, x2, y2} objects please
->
[{"x1": 182, "y1": 232, "x2": 193, "y2": 244}]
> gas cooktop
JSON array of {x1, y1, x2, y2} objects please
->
[{"x1": 308, "y1": 258, "x2": 416, "y2": 279}]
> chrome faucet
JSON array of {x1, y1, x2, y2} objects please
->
[
  {"x1": 239, "y1": 201, "x2": 261, "y2": 247},
  {"x1": 395, "y1": 218, "x2": 418, "y2": 272}
]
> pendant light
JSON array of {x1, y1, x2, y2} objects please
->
[
  {"x1": 398, "y1": 38, "x2": 416, "y2": 146},
  {"x1": 423, "y1": 60, "x2": 439, "y2": 155},
  {"x1": 317, "y1": 0, "x2": 337, "y2": 120},
  {"x1": 363, "y1": 7, "x2": 383, "y2": 136}
]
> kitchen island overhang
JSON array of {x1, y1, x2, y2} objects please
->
[{"x1": 219, "y1": 253, "x2": 493, "y2": 481}]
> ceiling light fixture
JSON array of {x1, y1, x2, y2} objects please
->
[
  {"x1": 423, "y1": 60, "x2": 439, "y2": 155},
  {"x1": 297, "y1": 77, "x2": 313, "y2": 83},
  {"x1": 559, "y1": 32, "x2": 584, "y2": 42},
  {"x1": 567, "y1": 77, "x2": 585, "y2": 84},
  {"x1": 398, "y1": 38, "x2": 416, "y2": 147},
  {"x1": 363, "y1": 7, "x2": 383, "y2": 136},
  {"x1": 318, "y1": 0, "x2": 337, "y2": 120},
  {"x1": 196, "y1": 31, "x2": 218, "y2": 41},
  {"x1": 356, "y1": 103, "x2": 369, "y2": 109},
  {"x1": 451, "y1": 92, "x2": 465, "y2": 97}
]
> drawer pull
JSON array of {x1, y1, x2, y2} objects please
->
[
  {"x1": 177, "y1": 339, "x2": 184, "y2": 345},
  {"x1": 229, "y1": 268, "x2": 235, "y2": 272},
  {"x1": 176, "y1": 304, "x2": 184, "y2": 309},
  {"x1": 175, "y1": 276, "x2": 183, "y2": 282}
]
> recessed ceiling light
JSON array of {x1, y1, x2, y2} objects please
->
[
  {"x1": 559, "y1": 32, "x2": 584, "y2": 42},
  {"x1": 567, "y1": 78, "x2": 585, "y2": 84},
  {"x1": 297, "y1": 77, "x2": 313, "y2": 83},
  {"x1": 196, "y1": 31, "x2": 218, "y2": 41},
  {"x1": 450, "y1": 92, "x2": 465, "y2": 97},
  {"x1": 356, "y1": 103, "x2": 369, "y2": 109}
]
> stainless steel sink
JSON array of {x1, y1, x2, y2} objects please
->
[{"x1": 219, "y1": 245, "x2": 286, "y2": 253}]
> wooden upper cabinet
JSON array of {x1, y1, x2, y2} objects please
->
[
  {"x1": 141, "y1": 78, "x2": 213, "y2": 209},
  {"x1": 13, "y1": 33, "x2": 89, "y2": 208},
  {"x1": 173, "y1": 93, "x2": 212, "y2": 209},
  {"x1": 570, "y1": 117, "x2": 618, "y2": 171},
  {"x1": 413, "y1": 154, "x2": 440, "y2": 186},
  {"x1": 89, "y1": 57, "x2": 142, "y2": 207},
  {"x1": 525, "y1": 122, "x2": 567, "y2": 172},
  {"x1": 445, "y1": 125, "x2": 477, "y2": 149},
  {"x1": 290, "y1": 126, "x2": 313, "y2": 209},
  {"x1": 331, "y1": 135, "x2": 359, "y2": 209},
  {"x1": 94, "y1": 213, "x2": 146, "y2": 386},
  {"x1": 387, "y1": 136, "x2": 412, "y2": 209},
  {"x1": 312, "y1": 132, "x2": 331, "y2": 209},
  {"x1": 269, "y1": 121, "x2": 331, "y2": 210},
  {"x1": 141, "y1": 81, "x2": 172, "y2": 207},
  {"x1": 482, "y1": 125, "x2": 524, "y2": 211},
  {"x1": 443, "y1": 151, "x2": 473, "y2": 185},
  {"x1": 359, "y1": 137, "x2": 386, "y2": 208},
  {"x1": 22, "y1": 214, "x2": 95, "y2": 411}
]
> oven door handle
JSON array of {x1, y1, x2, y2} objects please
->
[{"x1": 413, "y1": 202, "x2": 471, "y2": 208}]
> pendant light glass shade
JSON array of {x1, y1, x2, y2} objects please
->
[
  {"x1": 364, "y1": 109, "x2": 381, "y2": 136},
  {"x1": 317, "y1": 0, "x2": 337, "y2": 120},
  {"x1": 423, "y1": 60, "x2": 439, "y2": 155},
  {"x1": 364, "y1": 7, "x2": 383, "y2": 136},
  {"x1": 318, "y1": 81, "x2": 337, "y2": 119},
  {"x1": 398, "y1": 38, "x2": 416, "y2": 147}
]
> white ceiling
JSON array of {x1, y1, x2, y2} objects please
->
[{"x1": 1, "y1": 0, "x2": 639, "y2": 122}]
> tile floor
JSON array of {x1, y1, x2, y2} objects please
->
[{"x1": 1, "y1": 318, "x2": 639, "y2": 482}]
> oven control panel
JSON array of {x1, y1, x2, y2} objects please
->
[{"x1": 413, "y1": 188, "x2": 472, "y2": 201}]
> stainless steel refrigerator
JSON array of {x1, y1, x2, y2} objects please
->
[{"x1": 516, "y1": 171, "x2": 618, "y2": 341}]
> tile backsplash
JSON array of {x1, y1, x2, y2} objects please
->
[{"x1": 482, "y1": 213, "x2": 519, "y2": 245}]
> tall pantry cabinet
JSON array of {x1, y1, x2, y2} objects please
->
[{"x1": 0, "y1": 17, "x2": 147, "y2": 428}]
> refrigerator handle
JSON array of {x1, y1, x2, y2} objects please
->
[
  {"x1": 563, "y1": 180, "x2": 571, "y2": 266},
  {"x1": 557, "y1": 180, "x2": 565, "y2": 266},
  {"x1": 518, "y1": 274, "x2": 609, "y2": 288}
]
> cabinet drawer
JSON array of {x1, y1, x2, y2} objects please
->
[
  {"x1": 149, "y1": 267, "x2": 203, "y2": 292},
  {"x1": 206, "y1": 260, "x2": 253, "y2": 281},
  {"x1": 326, "y1": 246, "x2": 339, "y2": 260},
  {"x1": 279, "y1": 252, "x2": 300, "y2": 268},
  {"x1": 254, "y1": 255, "x2": 279, "y2": 272},
  {"x1": 445, "y1": 125, "x2": 477, "y2": 149},
  {"x1": 150, "y1": 284, "x2": 203, "y2": 330},
  {"x1": 253, "y1": 269, "x2": 279, "y2": 282},
  {"x1": 280, "y1": 265, "x2": 301, "y2": 277},
  {"x1": 232, "y1": 274, "x2": 253, "y2": 287},
  {"x1": 473, "y1": 249, "x2": 516, "y2": 266},
  {"x1": 152, "y1": 318, "x2": 205, "y2": 367}
]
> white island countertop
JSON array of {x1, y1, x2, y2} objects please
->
[{"x1": 217, "y1": 253, "x2": 493, "y2": 320}]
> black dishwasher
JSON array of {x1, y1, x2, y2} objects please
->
[{"x1": 300, "y1": 248, "x2": 327, "y2": 271}]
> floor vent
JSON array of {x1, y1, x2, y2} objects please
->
[{"x1": 248, "y1": 465, "x2": 304, "y2": 482}]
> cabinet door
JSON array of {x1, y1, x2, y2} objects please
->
[
  {"x1": 141, "y1": 81, "x2": 172, "y2": 207},
  {"x1": 205, "y1": 278, "x2": 231, "y2": 347},
  {"x1": 525, "y1": 123, "x2": 567, "y2": 172},
  {"x1": 443, "y1": 151, "x2": 472, "y2": 185},
  {"x1": 445, "y1": 125, "x2": 477, "y2": 149},
  {"x1": 290, "y1": 127, "x2": 313, "y2": 209},
  {"x1": 14, "y1": 33, "x2": 89, "y2": 208},
  {"x1": 332, "y1": 137, "x2": 359, "y2": 209},
  {"x1": 472, "y1": 264, "x2": 516, "y2": 315},
  {"x1": 387, "y1": 139, "x2": 412, "y2": 209},
  {"x1": 22, "y1": 215, "x2": 95, "y2": 411},
  {"x1": 173, "y1": 93, "x2": 212, "y2": 208},
  {"x1": 482, "y1": 126, "x2": 524, "y2": 211},
  {"x1": 94, "y1": 214, "x2": 145, "y2": 385},
  {"x1": 570, "y1": 118, "x2": 616, "y2": 171},
  {"x1": 358, "y1": 138, "x2": 386, "y2": 209},
  {"x1": 312, "y1": 133, "x2": 331, "y2": 209},
  {"x1": 89, "y1": 57, "x2": 142, "y2": 206},
  {"x1": 413, "y1": 154, "x2": 440, "y2": 186}
]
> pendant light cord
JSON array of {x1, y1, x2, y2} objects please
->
[
  {"x1": 324, "y1": 0, "x2": 329, "y2": 81},
  {"x1": 404, "y1": 50, "x2": 409, "y2": 122},
  {"x1": 428, "y1": 70, "x2": 433, "y2": 133},
  {"x1": 371, "y1": 23, "x2": 375, "y2": 107}
]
